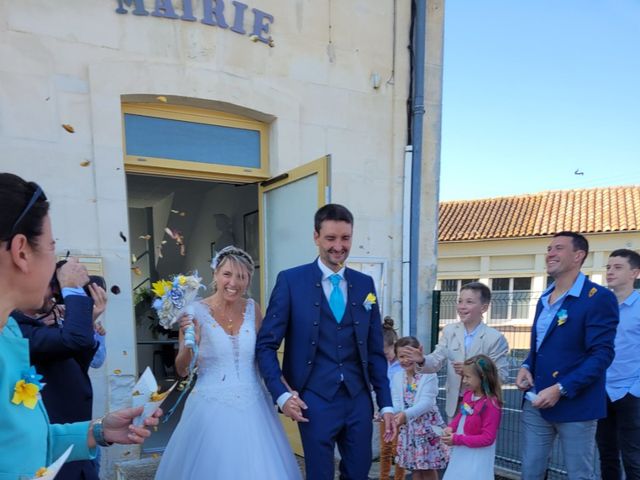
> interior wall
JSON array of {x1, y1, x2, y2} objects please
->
[{"x1": 127, "y1": 175, "x2": 260, "y2": 308}]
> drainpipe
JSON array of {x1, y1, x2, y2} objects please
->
[
  {"x1": 402, "y1": 146, "x2": 413, "y2": 338},
  {"x1": 409, "y1": 0, "x2": 426, "y2": 337}
]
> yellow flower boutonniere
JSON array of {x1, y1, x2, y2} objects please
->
[
  {"x1": 589, "y1": 287, "x2": 597, "y2": 298},
  {"x1": 12, "y1": 380, "x2": 40, "y2": 410},
  {"x1": 363, "y1": 293, "x2": 377, "y2": 311},
  {"x1": 11, "y1": 366, "x2": 44, "y2": 410},
  {"x1": 557, "y1": 309, "x2": 568, "y2": 327}
]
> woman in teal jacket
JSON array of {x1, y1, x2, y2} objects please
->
[{"x1": 0, "y1": 173, "x2": 161, "y2": 479}]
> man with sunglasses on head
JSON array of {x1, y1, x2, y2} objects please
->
[{"x1": 14, "y1": 257, "x2": 107, "y2": 480}]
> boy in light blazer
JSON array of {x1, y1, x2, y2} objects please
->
[{"x1": 408, "y1": 282, "x2": 509, "y2": 420}]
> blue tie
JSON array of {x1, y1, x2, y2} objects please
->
[{"x1": 329, "y1": 274, "x2": 346, "y2": 323}]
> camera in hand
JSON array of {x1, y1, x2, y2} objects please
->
[{"x1": 50, "y1": 259, "x2": 107, "y2": 305}]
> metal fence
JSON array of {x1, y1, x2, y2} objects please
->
[{"x1": 433, "y1": 290, "x2": 572, "y2": 479}]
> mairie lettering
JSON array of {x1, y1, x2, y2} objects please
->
[{"x1": 115, "y1": 0, "x2": 274, "y2": 44}]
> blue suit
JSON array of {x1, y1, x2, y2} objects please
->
[
  {"x1": 256, "y1": 261, "x2": 391, "y2": 480},
  {"x1": 524, "y1": 277, "x2": 619, "y2": 422}
]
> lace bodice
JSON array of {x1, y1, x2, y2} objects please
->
[{"x1": 190, "y1": 299, "x2": 265, "y2": 409}]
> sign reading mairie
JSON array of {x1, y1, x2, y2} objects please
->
[{"x1": 116, "y1": 0, "x2": 274, "y2": 45}]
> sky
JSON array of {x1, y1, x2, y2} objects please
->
[{"x1": 439, "y1": 0, "x2": 640, "y2": 201}]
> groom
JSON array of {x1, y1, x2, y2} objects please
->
[{"x1": 256, "y1": 204, "x2": 396, "y2": 480}]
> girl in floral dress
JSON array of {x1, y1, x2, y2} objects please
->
[{"x1": 391, "y1": 336, "x2": 449, "y2": 480}]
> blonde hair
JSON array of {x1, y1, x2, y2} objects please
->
[{"x1": 210, "y1": 246, "x2": 255, "y2": 294}]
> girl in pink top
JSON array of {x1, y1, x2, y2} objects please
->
[{"x1": 441, "y1": 354, "x2": 502, "y2": 480}]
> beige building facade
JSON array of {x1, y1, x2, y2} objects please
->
[
  {"x1": 1, "y1": 0, "x2": 445, "y2": 474},
  {"x1": 437, "y1": 186, "x2": 640, "y2": 347}
]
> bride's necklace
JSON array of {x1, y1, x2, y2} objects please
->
[{"x1": 209, "y1": 300, "x2": 244, "y2": 333}]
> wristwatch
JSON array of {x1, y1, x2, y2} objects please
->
[
  {"x1": 92, "y1": 417, "x2": 113, "y2": 447},
  {"x1": 557, "y1": 382, "x2": 568, "y2": 397}
]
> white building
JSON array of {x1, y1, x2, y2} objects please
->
[{"x1": 1, "y1": 1, "x2": 444, "y2": 474}]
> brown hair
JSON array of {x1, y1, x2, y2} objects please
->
[
  {"x1": 0, "y1": 173, "x2": 49, "y2": 250},
  {"x1": 382, "y1": 316, "x2": 399, "y2": 348},
  {"x1": 314, "y1": 203, "x2": 353, "y2": 233},
  {"x1": 460, "y1": 281, "x2": 491, "y2": 304},
  {"x1": 394, "y1": 335, "x2": 420, "y2": 355},
  {"x1": 464, "y1": 354, "x2": 502, "y2": 406}
]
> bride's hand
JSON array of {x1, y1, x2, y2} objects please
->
[{"x1": 179, "y1": 315, "x2": 200, "y2": 344}]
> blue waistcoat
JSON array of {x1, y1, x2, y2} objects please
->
[{"x1": 305, "y1": 294, "x2": 366, "y2": 401}]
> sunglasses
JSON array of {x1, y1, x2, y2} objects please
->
[{"x1": 7, "y1": 184, "x2": 47, "y2": 242}]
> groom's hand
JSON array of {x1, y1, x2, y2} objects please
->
[
  {"x1": 283, "y1": 392, "x2": 309, "y2": 423},
  {"x1": 382, "y1": 412, "x2": 397, "y2": 443}
]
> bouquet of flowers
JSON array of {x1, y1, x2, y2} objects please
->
[
  {"x1": 150, "y1": 273, "x2": 203, "y2": 423},
  {"x1": 151, "y1": 273, "x2": 203, "y2": 351}
]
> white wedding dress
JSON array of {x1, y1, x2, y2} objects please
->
[{"x1": 155, "y1": 299, "x2": 302, "y2": 479}]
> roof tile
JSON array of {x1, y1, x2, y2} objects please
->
[{"x1": 439, "y1": 185, "x2": 640, "y2": 241}]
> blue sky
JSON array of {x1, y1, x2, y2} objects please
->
[{"x1": 439, "y1": 0, "x2": 640, "y2": 201}]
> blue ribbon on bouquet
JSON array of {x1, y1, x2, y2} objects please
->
[{"x1": 162, "y1": 308, "x2": 199, "y2": 423}]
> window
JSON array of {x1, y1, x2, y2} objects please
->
[
  {"x1": 122, "y1": 104, "x2": 269, "y2": 181},
  {"x1": 441, "y1": 279, "x2": 458, "y2": 292},
  {"x1": 490, "y1": 277, "x2": 533, "y2": 323}
]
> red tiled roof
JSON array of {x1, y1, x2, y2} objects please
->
[{"x1": 438, "y1": 186, "x2": 640, "y2": 242}]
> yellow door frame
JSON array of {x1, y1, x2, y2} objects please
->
[{"x1": 257, "y1": 155, "x2": 330, "y2": 456}]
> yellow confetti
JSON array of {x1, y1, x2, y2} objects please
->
[
  {"x1": 131, "y1": 266, "x2": 142, "y2": 276},
  {"x1": 156, "y1": 96, "x2": 167, "y2": 103},
  {"x1": 139, "y1": 234, "x2": 151, "y2": 240},
  {"x1": 80, "y1": 160, "x2": 91, "y2": 167},
  {"x1": 62, "y1": 124, "x2": 75, "y2": 133},
  {"x1": 152, "y1": 453, "x2": 159, "y2": 458},
  {"x1": 113, "y1": 369, "x2": 122, "y2": 375},
  {"x1": 35, "y1": 467, "x2": 48, "y2": 478}
]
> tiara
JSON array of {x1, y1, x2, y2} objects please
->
[{"x1": 210, "y1": 246, "x2": 255, "y2": 270}]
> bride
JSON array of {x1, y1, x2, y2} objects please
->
[{"x1": 155, "y1": 246, "x2": 301, "y2": 479}]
